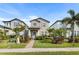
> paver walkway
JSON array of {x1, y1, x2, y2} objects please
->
[{"x1": 25, "y1": 40, "x2": 35, "y2": 48}]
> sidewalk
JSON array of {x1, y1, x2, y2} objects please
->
[{"x1": 0, "y1": 48, "x2": 79, "y2": 52}]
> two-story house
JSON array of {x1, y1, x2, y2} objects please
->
[
  {"x1": 3, "y1": 18, "x2": 29, "y2": 37},
  {"x1": 29, "y1": 17, "x2": 50, "y2": 39},
  {"x1": 2, "y1": 17, "x2": 50, "y2": 40},
  {"x1": 50, "y1": 20, "x2": 79, "y2": 38}
]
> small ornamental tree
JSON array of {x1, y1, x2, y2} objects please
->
[
  {"x1": 47, "y1": 28, "x2": 54, "y2": 37},
  {"x1": 13, "y1": 24, "x2": 25, "y2": 44}
]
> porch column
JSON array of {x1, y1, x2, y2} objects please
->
[
  {"x1": 28, "y1": 30, "x2": 31, "y2": 38},
  {"x1": 37, "y1": 30, "x2": 40, "y2": 36}
]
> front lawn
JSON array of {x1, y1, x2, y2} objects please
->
[
  {"x1": 1, "y1": 51, "x2": 79, "y2": 55},
  {"x1": 0, "y1": 40, "x2": 26, "y2": 48},
  {"x1": 8, "y1": 43, "x2": 26, "y2": 48},
  {"x1": 33, "y1": 40, "x2": 79, "y2": 48}
]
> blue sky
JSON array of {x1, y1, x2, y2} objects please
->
[{"x1": 0, "y1": 3, "x2": 79, "y2": 25}]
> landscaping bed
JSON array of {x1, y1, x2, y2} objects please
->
[{"x1": 33, "y1": 40, "x2": 79, "y2": 48}]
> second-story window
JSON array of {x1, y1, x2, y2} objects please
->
[
  {"x1": 33, "y1": 23, "x2": 37, "y2": 26},
  {"x1": 6, "y1": 23, "x2": 8, "y2": 26},
  {"x1": 43, "y1": 23, "x2": 46, "y2": 27},
  {"x1": 14, "y1": 22, "x2": 19, "y2": 27}
]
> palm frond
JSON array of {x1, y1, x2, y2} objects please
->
[
  {"x1": 76, "y1": 21, "x2": 79, "y2": 27},
  {"x1": 75, "y1": 13, "x2": 79, "y2": 20},
  {"x1": 68, "y1": 9, "x2": 75, "y2": 17},
  {"x1": 61, "y1": 17, "x2": 72, "y2": 25}
]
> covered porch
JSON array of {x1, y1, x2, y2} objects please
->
[{"x1": 29, "y1": 27, "x2": 40, "y2": 39}]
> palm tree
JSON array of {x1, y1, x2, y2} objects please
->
[{"x1": 61, "y1": 9, "x2": 79, "y2": 43}]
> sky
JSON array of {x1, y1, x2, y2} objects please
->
[{"x1": 0, "y1": 3, "x2": 79, "y2": 26}]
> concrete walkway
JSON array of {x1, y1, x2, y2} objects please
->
[
  {"x1": 25, "y1": 40, "x2": 35, "y2": 48},
  {"x1": 0, "y1": 48, "x2": 79, "y2": 52}
]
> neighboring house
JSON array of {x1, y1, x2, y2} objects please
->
[
  {"x1": 0, "y1": 25, "x2": 11, "y2": 31},
  {"x1": 50, "y1": 20, "x2": 79, "y2": 38},
  {"x1": 50, "y1": 20, "x2": 71, "y2": 37},
  {"x1": 29, "y1": 17, "x2": 50, "y2": 39},
  {"x1": 3, "y1": 18, "x2": 29, "y2": 36},
  {"x1": 50, "y1": 20, "x2": 63, "y2": 29}
]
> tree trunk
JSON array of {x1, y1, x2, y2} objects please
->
[
  {"x1": 71, "y1": 22, "x2": 75, "y2": 43},
  {"x1": 17, "y1": 37, "x2": 20, "y2": 44}
]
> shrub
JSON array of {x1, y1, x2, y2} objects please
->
[
  {"x1": 52, "y1": 36, "x2": 64, "y2": 44},
  {"x1": 68, "y1": 38, "x2": 73, "y2": 43},
  {"x1": 41, "y1": 37, "x2": 52, "y2": 43},
  {"x1": 9, "y1": 38, "x2": 16, "y2": 43},
  {"x1": 35, "y1": 36, "x2": 43, "y2": 40},
  {"x1": 20, "y1": 36, "x2": 30, "y2": 43},
  {"x1": 75, "y1": 39, "x2": 79, "y2": 43},
  {"x1": 68, "y1": 37, "x2": 79, "y2": 43}
]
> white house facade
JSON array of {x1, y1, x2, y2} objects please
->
[
  {"x1": 0, "y1": 17, "x2": 50, "y2": 39},
  {"x1": 29, "y1": 18, "x2": 50, "y2": 39},
  {"x1": 3, "y1": 18, "x2": 29, "y2": 36}
]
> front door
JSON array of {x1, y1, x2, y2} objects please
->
[{"x1": 31, "y1": 31, "x2": 36, "y2": 39}]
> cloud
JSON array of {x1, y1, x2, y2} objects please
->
[
  {"x1": 0, "y1": 17, "x2": 6, "y2": 21},
  {"x1": 0, "y1": 16, "x2": 39, "y2": 27},
  {"x1": 0, "y1": 7, "x2": 21, "y2": 17},
  {"x1": 0, "y1": 17, "x2": 6, "y2": 25},
  {"x1": 28, "y1": 16, "x2": 39, "y2": 20},
  {"x1": 0, "y1": 17, "x2": 12, "y2": 25},
  {"x1": 0, "y1": 17, "x2": 12, "y2": 21},
  {"x1": 19, "y1": 16, "x2": 39, "y2": 27}
]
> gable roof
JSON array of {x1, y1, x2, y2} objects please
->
[
  {"x1": 30, "y1": 19, "x2": 40, "y2": 23},
  {"x1": 49, "y1": 20, "x2": 62, "y2": 28},
  {"x1": 3, "y1": 18, "x2": 24, "y2": 23},
  {"x1": 30, "y1": 17, "x2": 50, "y2": 23},
  {"x1": 3, "y1": 18, "x2": 29, "y2": 28}
]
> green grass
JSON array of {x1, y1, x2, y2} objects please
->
[
  {"x1": 8, "y1": 43, "x2": 26, "y2": 48},
  {"x1": 0, "y1": 40, "x2": 8, "y2": 48},
  {"x1": 1, "y1": 51, "x2": 79, "y2": 55},
  {"x1": 33, "y1": 40, "x2": 79, "y2": 48},
  {"x1": 0, "y1": 40, "x2": 26, "y2": 48}
]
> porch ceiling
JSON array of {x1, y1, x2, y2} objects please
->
[{"x1": 28, "y1": 27, "x2": 40, "y2": 31}]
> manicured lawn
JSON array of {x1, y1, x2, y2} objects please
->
[
  {"x1": 8, "y1": 43, "x2": 26, "y2": 48},
  {"x1": 0, "y1": 40, "x2": 8, "y2": 48},
  {"x1": 0, "y1": 40, "x2": 26, "y2": 48},
  {"x1": 33, "y1": 40, "x2": 79, "y2": 48},
  {"x1": 1, "y1": 51, "x2": 79, "y2": 55}
]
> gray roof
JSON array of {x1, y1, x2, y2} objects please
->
[
  {"x1": 30, "y1": 19, "x2": 40, "y2": 23},
  {"x1": 49, "y1": 20, "x2": 62, "y2": 28},
  {"x1": 30, "y1": 17, "x2": 50, "y2": 23},
  {"x1": 3, "y1": 18, "x2": 29, "y2": 28},
  {"x1": 3, "y1": 18, "x2": 25, "y2": 23}
]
